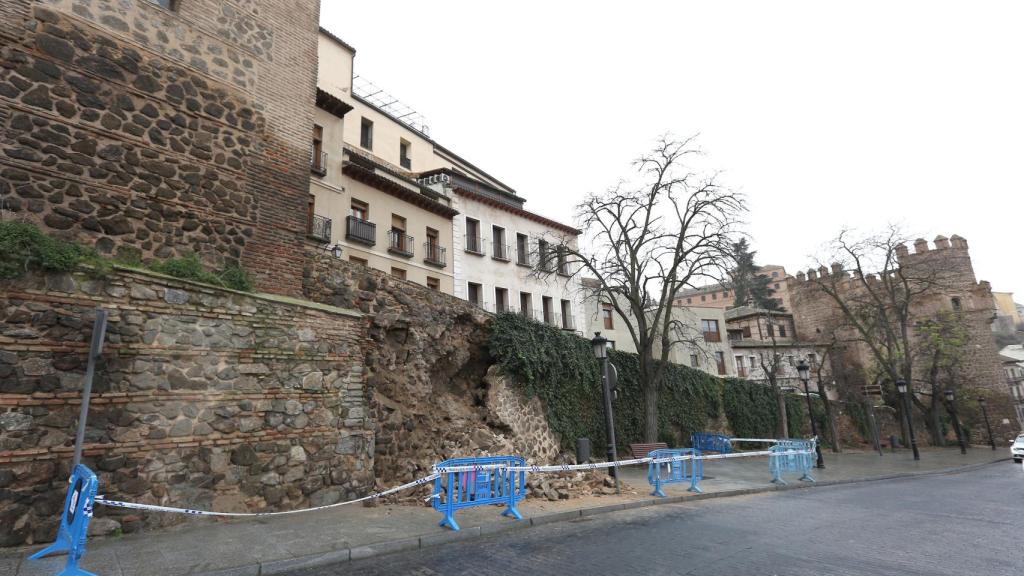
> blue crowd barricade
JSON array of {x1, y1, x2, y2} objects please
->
[
  {"x1": 432, "y1": 455, "x2": 526, "y2": 531},
  {"x1": 29, "y1": 464, "x2": 99, "y2": 576},
  {"x1": 691, "y1": 432, "x2": 732, "y2": 454},
  {"x1": 647, "y1": 448, "x2": 702, "y2": 497},
  {"x1": 769, "y1": 439, "x2": 816, "y2": 485}
]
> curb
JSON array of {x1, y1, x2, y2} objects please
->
[{"x1": 206, "y1": 457, "x2": 1010, "y2": 575}]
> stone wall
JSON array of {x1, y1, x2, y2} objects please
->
[
  {"x1": 0, "y1": 0, "x2": 319, "y2": 295},
  {"x1": 0, "y1": 267, "x2": 372, "y2": 546}
]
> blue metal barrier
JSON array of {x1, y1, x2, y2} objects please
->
[
  {"x1": 769, "y1": 439, "x2": 816, "y2": 484},
  {"x1": 433, "y1": 455, "x2": 527, "y2": 531},
  {"x1": 647, "y1": 448, "x2": 702, "y2": 497},
  {"x1": 29, "y1": 464, "x2": 98, "y2": 576},
  {"x1": 691, "y1": 432, "x2": 732, "y2": 454}
]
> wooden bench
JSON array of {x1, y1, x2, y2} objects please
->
[{"x1": 629, "y1": 442, "x2": 668, "y2": 460}]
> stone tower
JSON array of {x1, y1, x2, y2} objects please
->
[{"x1": 0, "y1": 0, "x2": 321, "y2": 295}]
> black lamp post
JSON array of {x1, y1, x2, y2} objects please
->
[
  {"x1": 945, "y1": 389, "x2": 967, "y2": 455},
  {"x1": 978, "y1": 397, "x2": 996, "y2": 451},
  {"x1": 896, "y1": 379, "x2": 920, "y2": 461},
  {"x1": 796, "y1": 360, "x2": 825, "y2": 469},
  {"x1": 591, "y1": 332, "x2": 620, "y2": 494}
]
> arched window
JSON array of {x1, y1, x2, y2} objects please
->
[{"x1": 951, "y1": 297, "x2": 962, "y2": 311}]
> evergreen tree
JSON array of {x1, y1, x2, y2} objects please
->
[{"x1": 729, "y1": 239, "x2": 783, "y2": 311}]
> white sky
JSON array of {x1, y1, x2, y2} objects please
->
[{"x1": 321, "y1": 1, "x2": 1023, "y2": 298}]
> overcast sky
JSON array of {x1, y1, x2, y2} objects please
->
[{"x1": 321, "y1": 1, "x2": 1022, "y2": 298}]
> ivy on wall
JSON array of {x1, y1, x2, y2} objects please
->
[{"x1": 489, "y1": 313, "x2": 832, "y2": 450}]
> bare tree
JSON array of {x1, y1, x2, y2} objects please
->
[
  {"x1": 914, "y1": 311, "x2": 971, "y2": 445},
  {"x1": 754, "y1": 310, "x2": 790, "y2": 439},
  {"x1": 536, "y1": 135, "x2": 745, "y2": 442}
]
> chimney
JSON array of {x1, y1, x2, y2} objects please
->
[
  {"x1": 913, "y1": 238, "x2": 929, "y2": 253},
  {"x1": 934, "y1": 235, "x2": 950, "y2": 249}
]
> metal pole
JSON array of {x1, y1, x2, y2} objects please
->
[
  {"x1": 980, "y1": 402, "x2": 996, "y2": 451},
  {"x1": 72, "y1": 309, "x2": 109, "y2": 468},
  {"x1": 899, "y1": 388, "x2": 920, "y2": 461},
  {"x1": 802, "y1": 377, "x2": 825, "y2": 468},
  {"x1": 600, "y1": 355, "x2": 620, "y2": 495},
  {"x1": 866, "y1": 401, "x2": 882, "y2": 456}
]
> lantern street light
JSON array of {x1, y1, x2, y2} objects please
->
[
  {"x1": 591, "y1": 332, "x2": 620, "y2": 494},
  {"x1": 978, "y1": 397, "x2": 996, "y2": 451},
  {"x1": 795, "y1": 360, "x2": 825, "y2": 469},
  {"x1": 944, "y1": 389, "x2": 967, "y2": 455},
  {"x1": 330, "y1": 243, "x2": 344, "y2": 259},
  {"x1": 895, "y1": 379, "x2": 920, "y2": 461}
]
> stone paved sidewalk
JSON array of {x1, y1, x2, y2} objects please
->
[{"x1": 1, "y1": 447, "x2": 1010, "y2": 576}]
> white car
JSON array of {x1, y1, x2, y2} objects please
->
[{"x1": 1012, "y1": 435, "x2": 1024, "y2": 463}]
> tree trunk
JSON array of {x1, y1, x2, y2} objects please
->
[
  {"x1": 817, "y1": 381, "x2": 841, "y2": 452},
  {"x1": 640, "y1": 355, "x2": 659, "y2": 443},
  {"x1": 772, "y1": 379, "x2": 789, "y2": 439},
  {"x1": 928, "y1": 392, "x2": 944, "y2": 447}
]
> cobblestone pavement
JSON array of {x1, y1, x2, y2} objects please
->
[{"x1": 300, "y1": 462, "x2": 1024, "y2": 576}]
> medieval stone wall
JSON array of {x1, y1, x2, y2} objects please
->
[
  {"x1": 0, "y1": 0, "x2": 319, "y2": 295},
  {"x1": 0, "y1": 267, "x2": 372, "y2": 546}
]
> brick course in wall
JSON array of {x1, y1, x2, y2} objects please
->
[
  {"x1": 0, "y1": 268, "x2": 371, "y2": 546},
  {"x1": 0, "y1": 0, "x2": 319, "y2": 295}
]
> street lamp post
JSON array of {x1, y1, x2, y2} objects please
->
[
  {"x1": 895, "y1": 379, "x2": 920, "y2": 461},
  {"x1": 591, "y1": 332, "x2": 620, "y2": 494},
  {"x1": 796, "y1": 360, "x2": 825, "y2": 469},
  {"x1": 945, "y1": 389, "x2": 967, "y2": 455},
  {"x1": 978, "y1": 397, "x2": 996, "y2": 451}
]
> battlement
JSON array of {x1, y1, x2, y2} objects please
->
[{"x1": 792, "y1": 234, "x2": 971, "y2": 284}]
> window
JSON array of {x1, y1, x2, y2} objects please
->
[
  {"x1": 391, "y1": 267, "x2": 406, "y2": 280},
  {"x1": 774, "y1": 283, "x2": 780, "y2": 289},
  {"x1": 690, "y1": 354, "x2": 699, "y2": 368},
  {"x1": 349, "y1": 256, "x2": 368, "y2": 266},
  {"x1": 360, "y1": 118, "x2": 373, "y2": 149},
  {"x1": 701, "y1": 319, "x2": 720, "y2": 342},
  {"x1": 778, "y1": 324, "x2": 787, "y2": 337},
  {"x1": 516, "y1": 233, "x2": 530, "y2": 265},
  {"x1": 389, "y1": 214, "x2": 410, "y2": 255},
  {"x1": 742, "y1": 326, "x2": 752, "y2": 338},
  {"x1": 520, "y1": 292, "x2": 533, "y2": 320},
  {"x1": 602, "y1": 303, "x2": 614, "y2": 329},
  {"x1": 767, "y1": 324, "x2": 775, "y2": 337},
  {"x1": 735, "y1": 356, "x2": 746, "y2": 377},
  {"x1": 399, "y1": 139, "x2": 411, "y2": 169},
  {"x1": 492, "y1": 226, "x2": 508, "y2": 260},
  {"x1": 750, "y1": 356, "x2": 757, "y2": 370},
  {"x1": 808, "y1": 353, "x2": 817, "y2": 367},
  {"x1": 687, "y1": 298, "x2": 692, "y2": 304},
  {"x1": 701, "y1": 295, "x2": 706, "y2": 302},
  {"x1": 542, "y1": 296, "x2": 554, "y2": 324},
  {"x1": 427, "y1": 277, "x2": 440, "y2": 291},
  {"x1": 495, "y1": 287, "x2": 508, "y2": 313},
  {"x1": 556, "y1": 245, "x2": 569, "y2": 275},
  {"x1": 425, "y1": 227, "x2": 443, "y2": 265},
  {"x1": 465, "y1": 218, "x2": 482, "y2": 254},
  {"x1": 771, "y1": 271, "x2": 779, "y2": 278},
  {"x1": 468, "y1": 282, "x2": 482, "y2": 306},
  {"x1": 537, "y1": 239, "x2": 550, "y2": 271},
  {"x1": 715, "y1": 352, "x2": 726, "y2": 375},
  {"x1": 560, "y1": 299, "x2": 573, "y2": 329},
  {"x1": 712, "y1": 292, "x2": 717, "y2": 300},
  {"x1": 951, "y1": 297, "x2": 962, "y2": 311},
  {"x1": 723, "y1": 291, "x2": 729, "y2": 298},
  {"x1": 351, "y1": 199, "x2": 368, "y2": 220},
  {"x1": 311, "y1": 124, "x2": 325, "y2": 174}
]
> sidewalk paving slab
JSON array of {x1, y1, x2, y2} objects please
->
[{"x1": 1, "y1": 447, "x2": 1009, "y2": 576}]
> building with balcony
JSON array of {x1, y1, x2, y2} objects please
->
[
  {"x1": 998, "y1": 345, "x2": 1024, "y2": 426},
  {"x1": 420, "y1": 169, "x2": 584, "y2": 331},
  {"x1": 724, "y1": 306, "x2": 830, "y2": 393},
  {"x1": 309, "y1": 29, "x2": 461, "y2": 293}
]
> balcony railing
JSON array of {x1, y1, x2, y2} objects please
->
[
  {"x1": 703, "y1": 331, "x2": 722, "y2": 343},
  {"x1": 388, "y1": 230, "x2": 414, "y2": 257},
  {"x1": 561, "y1": 315, "x2": 576, "y2": 331},
  {"x1": 345, "y1": 215, "x2": 376, "y2": 246},
  {"x1": 308, "y1": 214, "x2": 332, "y2": 243},
  {"x1": 465, "y1": 234, "x2": 484, "y2": 255},
  {"x1": 424, "y1": 242, "x2": 446, "y2": 267},
  {"x1": 492, "y1": 242, "x2": 510, "y2": 262},
  {"x1": 310, "y1": 150, "x2": 327, "y2": 176}
]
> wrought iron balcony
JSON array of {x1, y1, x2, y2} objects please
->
[
  {"x1": 492, "y1": 242, "x2": 510, "y2": 262},
  {"x1": 464, "y1": 234, "x2": 484, "y2": 255},
  {"x1": 345, "y1": 215, "x2": 376, "y2": 246},
  {"x1": 308, "y1": 214, "x2": 332, "y2": 243},
  {"x1": 424, "y1": 242, "x2": 446, "y2": 267},
  {"x1": 311, "y1": 150, "x2": 327, "y2": 177},
  {"x1": 388, "y1": 230, "x2": 414, "y2": 258}
]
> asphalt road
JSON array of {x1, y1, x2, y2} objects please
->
[{"x1": 294, "y1": 463, "x2": 1024, "y2": 576}]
